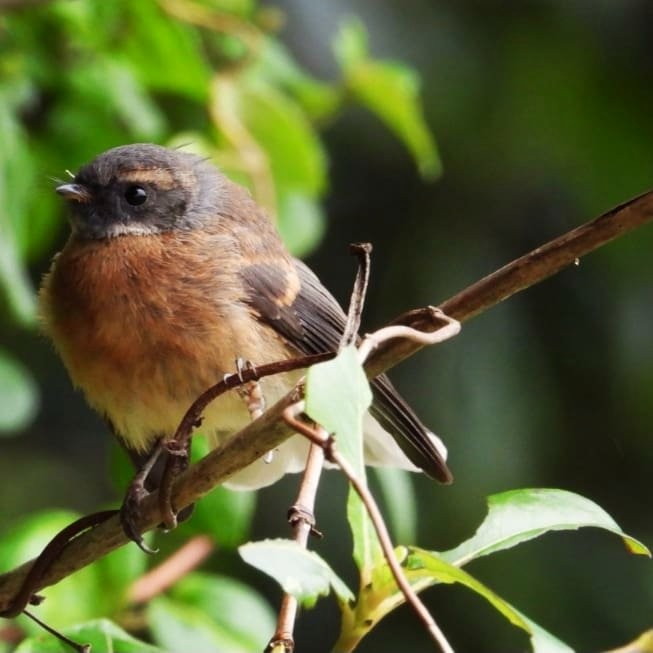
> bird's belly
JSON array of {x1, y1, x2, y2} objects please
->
[{"x1": 39, "y1": 235, "x2": 296, "y2": 452}]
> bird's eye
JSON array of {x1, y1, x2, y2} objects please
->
[{"x1": 124, "y1": 185, "x2": 147, "y2": 206}]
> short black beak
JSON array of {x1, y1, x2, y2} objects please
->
[{"x1": 56, "y1": 183, "x2": 92, "y2": 203}]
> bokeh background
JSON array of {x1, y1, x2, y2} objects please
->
[{"x1": 1, "y1": 1, "x2": 653, "y2": 651}]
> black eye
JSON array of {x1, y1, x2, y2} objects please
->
[{"x1": 124, "y1": 185, "x2": 147, "y2": 206}]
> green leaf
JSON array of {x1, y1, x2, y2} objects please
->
[
  {"x1": 334, "y1": 19, "x2": 441, "y2": 179},
  {"x1": 0, "y1": 93, "x2": 38, "y2": 325},
  {"x1": 93, "y1": 541, "x2": 148, "y2": 613},
  {"x1": 16, "y1": 619, "x2": 164, "y2": 653},
  {"x1": 100, "y1": 61, "x2": 166, "y2": 140},
  {"x1": 277, "y1": 191, "x2": 326, "y2": 259},
  {"x1": 0, "y1": 512, "x2": 107, "y2": 633},
  {"x1": 439, "y1": 488, "x2": 651, "y2": 566},
  {"x1": 166, "y1": 572, "x2": 276, "y2": 652},
  {"x1": 337, "y1": 546, "x2": 573, "y2": 653},
  {"x1": 239, "y1": 538, "x2": 354, "y2": 606},
  {"x1": 406, "y1": 548, "x2": 573, "y2": 653},
  {"x1": 304, "y1": 346, "x2": 377, "y2": 574},
  {"x1": 305, "y1": 346, "x2": 381, "y2": 578},
  {"x1": 372, "y1": 467, "x2": 416, "y2": 544},
  {"x1": 333, "y1": 17, "x2": 368, "y2": 69},
  {"x1": 121, "y1": 1, "x2": 212, "y2": 101},
  {"x1": 212, "y1": 75, "x2": 328, "y2": 196},
  {"x1": 304, "y1": 345, "x2": 371, "y2": 471},
  {"x1": 255, "y1": 39, "x2": 343, "y2": 121},
  {"x1": 187, "y1": 437, "x2": 256, "y2": 547},
  {"x1": 0, "y1": 350, "x2": 38, "y2": 434}
]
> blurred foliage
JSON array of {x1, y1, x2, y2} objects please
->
[
  {"x1": 0, "y1": 0, "x2": 439, "y2": 440},
  {"x1": 2, "y1": 1, "x2": 653, "y2": 653}
]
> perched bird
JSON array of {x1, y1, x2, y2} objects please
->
[{"x1": 39, "y1": 143, "x2": 452, "y2": 497}]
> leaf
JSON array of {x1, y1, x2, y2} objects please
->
[
  {"x1": 168, "y1": 572, "x2": 276, "y2": 652},
  {"x1": 255, "y1": 38, "x2": 343, "y2": 121},
  {"x1": 605, "y1": 630, "x2": 653, "y2": 653},
  {"x1": 186, "y1": 437, "x2": 256, "y2": 547},
  {"x1": 371, "y1": 467, "x2": 417, "y2": 544},
  {"x1": 16, "y1": 619, "x2": 164, "y2": 653},
  {"x1": 439, "y1": 488, "x2": 651, "y2": 566},
  {"x1": 304, "y1": 345, "x2": 371, "y2": 471},
  {"x1": 305, "y1": 346, "x2": 381, "y2": 575},
  {"x1": 121, "y1": 1, "x2": 212, "y2": 101},
  {"x1": 277, "y1": 191, "x2": 326, "y2": 258},
  {"x1": 0, "y1": 512, "x2": 107, "y2": 633},
  {"x1": 0, "y1": 92, "x2": 38, "y2": 326},
  {"x1": 211, "y1": 75, "x2": 328, "y2": 198},
  {"x1": 0, "y1": 349, "x2": 38, "y2": 434},
  {"x1": 333, "y1": 17, "x2": 368, "y2": 69},
  {"x1": 336, "y1": 546, "x2": 573, "y2": 653},
  {"x1": 406, "y1": 548, "x2": 573, "y2": 653},
  {"x1": 100, "y1": 61, "x2": 167, "y2": 140},
  {"x1": 239, "y1": 538, "x2": 354, "y2": 606},
  {"x1": 334, "y1": 19, "x2": 442, "y2": 179}
]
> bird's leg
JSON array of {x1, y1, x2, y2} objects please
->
[
  {"x1": 234, "y1": 357, "x2": 274, "y2": 462},
  {"x1": 120, "y1": 438, "x2": 166, "y2": 553},
  {"x1": 159, "y1": 436, "x2": 193, "y2": 531},
  {"x1": 235, "y1": 357, "x2": 266, "y2": 420}
]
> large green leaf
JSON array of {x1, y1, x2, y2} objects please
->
[
  {"x1": 254, "y1": 38, "x2": 343, "y2": 121},
  {"x1": 0, "y1": 512, "x2": 105, "y2": 634},
  {"x1": 148, "y1": 572, "x2": 275, "y2": 653},
  {"x1": 372, "y1": 467, "x2": 417, "y2": 544},
  {"x1": 334, "y1": 19, "x2": 441, "y2": 179},
  {"x1": 0, "y1": 89, "x2": 38, "y2": 326},
  {"x1": 0, "y1": 349, "x2": 38, "y2": 434},
  {"x1": 336, "y1": 545, "x2": 573, "y2": 653},
  {"x1": 186, "y1": 437, "x2": 256, "y2": 547},
  {"x1": 305, "y1": 346, "x2": 381, "y2": 575},
  {"x1": 121, "y1": 1, "x2": 211, "y2": 101},
  {"x1": 16, "y1": 619, "x2": 164, "y2": 653},
  {"x1": 439, "y1": 488, "x2": 650, "y2": 566},
  {"x1": 239, "y1": 538, "x2": 354, "y2": 606},
  {"x1": 213, "y1": 74, "x2": 328, "y2": 197}
]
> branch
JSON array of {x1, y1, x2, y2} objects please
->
[
  {"x1": 0, "y1": 391, "x2": 301, "y2": 613},
  {"x1": 365, "y1": 189, "x2": 653, "y2": 377},
  {"x1": 1, "y1": 189, "x2": 652, "y2": 613}
]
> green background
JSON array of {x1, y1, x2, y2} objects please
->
[{"x1": 1, "y1": 1, "x2": 652, "y2": 651}]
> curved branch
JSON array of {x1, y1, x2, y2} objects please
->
[
  {"x1": 365, "y1": 189, "x2": 653, "y2": 378},
  {"x1": 1, "y1": 188, "x2": 653, "y2": 612}
]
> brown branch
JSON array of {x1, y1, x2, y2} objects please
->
[
  {"x1": 269, "y1": 244, "x2": 373, "y2": 651},
  {"x1": 365, "y1": 189, "x2": 653, "y2": 378},
  {"x1": 341, "y1": 243, "x2": 373, "y2": 348},
  {"x1": 282, "y1": 408, "x2": 453, "y2": 653},
  {"x1": 1, "y1": 189, "x2": 652, "y2": 614},
  {"x1": 0, "y1": 387, "x2": 305, "y2": 613},
  {"x1": 269, "y1": 443, "x2": 325, "y2": 652}
]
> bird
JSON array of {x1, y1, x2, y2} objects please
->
[{"x1": 38, "y1": 143, "x2": 452, "y2": 514}]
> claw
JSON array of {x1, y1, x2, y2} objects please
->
[{"x1": 120, "y1": 487, "x2": 159, "y2": 554}]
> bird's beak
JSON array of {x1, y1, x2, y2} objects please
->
[{"x1": 56, "y1": 183, "x2": 92, "y2": 203}]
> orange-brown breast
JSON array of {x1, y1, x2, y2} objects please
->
[{"x1": 39, "y1": 231, "x2": 296, "y2": 452}]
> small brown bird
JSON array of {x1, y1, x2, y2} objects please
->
[{"x1": 39, "y1": 143, "x2": 452, "y2": 498}]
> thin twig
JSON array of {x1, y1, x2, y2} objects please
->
[
  {"x1": 269, "y1": 444, "x2": 325, "y2": 652},
  {"x1": 269, "y1": 244, "x2": 373, "y2": 650},
  {"x1": 22, "y1": 610, "x2": 89, "y2": 653},
  {"x1": 365, "y1": 188, "x2": 653, "y2": 378},
  {"x1": 358, "y1": 312, "x2": 461, "y2": 363},
  {"x1": 341, "y1": 243, "x2": 373, "y2": 349},
  {"x1": 282, "y1": 407, "x2": 454, "y2": 653}
]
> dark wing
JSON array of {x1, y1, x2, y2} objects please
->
[{"x1": 241, "y1": 258, "x2": 452, "y2": 483}]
